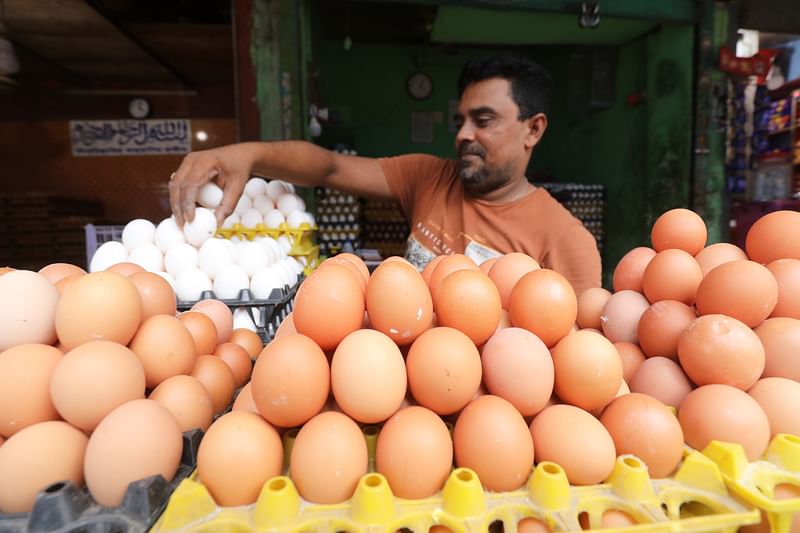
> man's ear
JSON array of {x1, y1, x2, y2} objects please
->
[{"x1": 524, "y1": 113, "x2": 548, "y2": 149}]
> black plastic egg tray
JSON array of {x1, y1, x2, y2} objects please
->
[{"x1": 0, "y1": 429, "x2": 202, "y2": 533}]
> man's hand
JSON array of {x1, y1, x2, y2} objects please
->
[{"x1": 169, "y1": 144, "x2": 253, "y2": 227}]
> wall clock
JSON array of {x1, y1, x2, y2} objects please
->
[{"x1": 407, "y1": 72, "x2": 433, "y2": 100}]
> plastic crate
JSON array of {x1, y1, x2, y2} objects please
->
[
  {"x1": 0, "y1": 429, "x2": 202, "y2": 533},
  {"x1": 151, "y1": 430, "x2": 763, "y2": 533},
  {"x1": 84, "y1": 223, "x2": 124, "y2": 269}
]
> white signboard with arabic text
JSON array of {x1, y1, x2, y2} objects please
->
[{"x1": 70, "y1": 119, "x2": 191, "y2": 156}]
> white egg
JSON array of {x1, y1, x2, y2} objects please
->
[
  {"x1": 174, "y1": 268, "x2": 212, "y2": 301},
  {"x1": 182, "y1": 207, "x2": 218, "y2": 247},
  {"x1": 283, "y1": 181, "x2": 295, "y2": 194},
  {"x1": 154, "y1": 217, "x2": 186, "y2": 252},
  {"x1": 266, "y1": 180, "x2": 289, "y2": 200},
  {"x1": 289, "y1": 257, "x2": 305, "y2": 274},
  {"x1": 272, "y1": 260, "x2": 296, "y2": 287},
  {"x1": 277, "y1": 235, "x2": 292, "y2": 255},
  {"x1": 263, "y1": 210, "x2": 285, "y2": 229},
  {"x1": 232, "y1": 307, "x2": 258, "y2": 332},
  {"x1": 250, "y1": 267, "x2": 284, "y2": 299},
  {"x1": 286, "y1": 210, "x2": 306, "y2": 229},
  {"x1": 240, "y1": 208, "x2": 264, "y2": 229},
  {"x1": 303, "y1": 212, "x2": 316, "y2": 227},
  {"x1": 222, "y1": 213, "x2": 240, "y2": 229},
  {"x1": 129, "y1": 243, "x2": 163, "y2": 272},
  {"x1": 154, "y1": 271, "x2": 176, "y2": 290},
  {"x1": 257, "y1": 239, "x2": 277, "y2": 266},
  {"x1": 263, "y1": 237, "x2": 283, "y2": 260},
  {"x1": 237, "y1": 241, "x2": 269, "y2": 277},
  {"x1": 213, "y1": 264, "x2": 249, "y2": 300},
  {"x1": 244, "y1": 178, "x2": 268, "y2": 198},
  {"x1": 252, "y1": 195, "x2": 274, "y2": 215},
  {"x1": 198, "y1": 182, "x2": 224, "y2": 209},
  {"x1": 276, "y1": 194, "x2": 302, "y2": 216},
  {"x1": 164, "y1": 243, "x2": 199, "y2": 278},
  {"x1": 221, "y1": 239, "x2": 238, "y2": 260},
  {"x1": 89, "y1": 241, "x2": 128, "y2": 273},
  {"x1": 122, "y1": 219, "x2": 156, "y2": 252},
  {"x1": 297, "y1": 196, "x2": 306, "y2": 212},
  {"x1": 198, "y1": 238, "x2": 235, "y2": 280},
  {"x1": 233, "y1": 195, "x2": 253, "y2": 216}
]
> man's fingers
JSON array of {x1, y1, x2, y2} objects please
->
[{"x1": 215, "y1": 182, "x2": 240, "y2": 227}]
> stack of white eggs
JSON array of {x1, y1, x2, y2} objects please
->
[
  {"x1": 204, "y1": 177, "x2": 317, "y2": 231},
  {"x1": 88, "y1": 178, "x2": 308, "y2": 309}
]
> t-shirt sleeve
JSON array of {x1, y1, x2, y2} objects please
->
[
  {"x1": 543, "y1": 224, "x2": 602, "y2": 296},
  {"x1": 378, "y1": 154, "x2": 450, "y2": 219}
]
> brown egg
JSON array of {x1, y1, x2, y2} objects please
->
[
  {"x1": 334, "y1": 252, "x2": 371, "y2": 285},
  {"x1": 106, "y1": 262, "x2": 145, "y2": 276},
  {"x1": 290, "y1": 411, "x2": 368, "y2": 504},
  {"x1": 366, "y1": 260, "x2": 433, "y2": 346},
  {"x1": 754, "y1": 317, "x2": 800, "y2": 380},
  {"x1": 600, "y1": 393, "x2": 684, "y2": 478},
  {"x1": 376, "y1": 406, "x2": 453, "y2": 499},
  {"x1": 406, "y1": 327, "x2": 482, "y2": 415},
  {"x1": 487, "y1": 252, "x2": 540, "y2": 310},
  {"x1": 55, "y1": 273, "x2": 84, "y2": 295},
  {"x1": 214, "y1": 342, "x2": 253, "y2": 387},
  {"x1": 612, "y1": 247, "x2": 656, "y2": 292},
  {"x1": 695, "y1": 243, "x2": 748, "y2": 277},
  {"x1": 552, "y1": 330, "x2": 622, "y2": 412},
  {"x1": 576, "y1": 287, "x2": 612, "y2": 330},
  {"x1": 129, "y1": 315, "x2": 197, "y2": 388},
  {"x1": 678, "y1": 384, "x2": 770, "y2": 460},
  {"x1": 0, "y1": 267, "x2": 13, "y2": 276},
  {"x1": 191, "y1": 299, "x2": 233, "y2": 345},
  {"x1": 600, "y1": 289, "x2": 650, "y2": 344},
  {"x1": 614, "y1": 342, "x2": 646, "y2": 383},
  {"x1": 251, "y1": 334, "x2": 329, "y2": 427},
  {"x1": 421, "y1": 255, "x2": 446, "y2": 287},
  {"x1": 178, "y1": 311, "x2": 218, "y2": 356},
  {"x1": 454, "y1": 395, "x2": 533, "y2": 492},
  {"x1": 481, "y1": 327, "x2": 554, "y2": 417},
  {"x1": 642, "y1": 249, "x2": 703, "y2": 305},
  {"x1": 191, "y1": 355, "x2": 236, "y2": 414},
  {"x1": 509, "y1": 269, "x2": 577, "y2": 348},
  {"x1": 637, "y1": 300, "x2": 697, "y2": 359},
  {"x1": 232, "y1": 382, "x2": 258, "y2": 414},
  {"x1": 0, "y1": 344, "x2": 62, "y2": 437},
  {"x1": 650, "y1": 208, "x2": 707, "y2": 255},
  {"x1": 38, "y1": 263, "x2": 86, "y2": 285},
  {"x1": 293, "y1": 265, "x2": 365, "y2": 351},
  {"x1": 229, "y1": 328, "x2": 263, "y2": 358},
  {"x1": 274, "y1": 311, "x2": 297, "y2": 340},
  {"x1": 428, "y1": 254, "x2": 479, "y2": 300},
  {"x1": 629, "y1": 356, "x2": 693, "y2": 408},
  {"x1": 479, "y1": 257, "x2": 498, "y2": 275},
  {"x1": 50, "y1": 341, "x2": 146, "y2": 432},
  {"x1": 149, "y1": 375, "x2": 214, "y2": 432},
  {"x1": 748, "y1": 377, "x2": 800, "y2": 438},
  {"x1": 55, "y1": 271, "x2": 142, "y2": 350},
  {"x1": 0, "y1": 270, "x2": 60, "y2": 350},
  {"x1": 318, "y1": 256, "x2": 367, "y2": 295},
  {"x1": 696, "y1": 260, "x2": 778, "y2": 327},
  {"x1": 84, "y1": 399, "x2": 182, "y2": 507},
  {"x1": 767, "y1": 259, "x2": 800, "y2": 319},
  {"x1": 530, "y1": 404, "x2": 616, "y2": 485},
  {"x1": 129, "y1": 271, "x2": 177, "y2": 320},
  {"x1": 746, "y1": 210, "x2": 800, "y2": 264},
  {"x1": 197, "y1": 411, "x2": 283, "y2": 506},
  {"x1": 0, "y1": 421, "x2": 88, "y2": 512},
  {"x1": 678, "y1": 314, "x2": 764, "y2": 390},
  {"x1": 331, "y1": 329, "x2": 406, "y2": 423},
  {"x1": 435, "y1": 270, "x2": 501, "y2": 346},
  {"x1": 518, "y1": 518, "x2": 552, "y2": 533}
]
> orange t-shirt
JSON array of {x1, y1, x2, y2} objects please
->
[{"x1": 379, "y1": 153, "x2": 601, "y2": 295}]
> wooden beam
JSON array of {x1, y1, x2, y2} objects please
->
[
  {"x1": 11, "y1": 39, "x2": 87, "y2": 83},
  {"x1": 233, "y1": 0, "x2": 260, "y2": 141}
]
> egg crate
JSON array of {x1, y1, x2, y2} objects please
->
[
  {"x1": 175, "y1": 280, "x2": 301, "y2": 343},
  {"x1": 0, "y1": 429, "x2": 202, "y2": 533},
  {"x1": 702, "y1": 433, "x2": 800, "y2": 533},
  {"x1": 215, "y1": 223, "x2": 317, "y2": 254},
  {"x1": 152, "y1": 429, "x2": 762, "y2": 533}
]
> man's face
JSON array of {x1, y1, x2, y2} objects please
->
[{"x1": 453, "y1": 78, "x2": 533, "y2": 196}]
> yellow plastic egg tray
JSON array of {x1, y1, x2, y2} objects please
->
[
  {"x1": 215, "y1": 222, "x2": 320, "y2": 275},
  {"x1": 702, "y1": 433, "x2": 800, "y2": 533},
  {"x1": 150, "y1": 430, "x2": 771, "y2": 533}
]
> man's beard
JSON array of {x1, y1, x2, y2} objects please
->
[{"x1": 457, "y1": 143, "x2": 514, "y2": 195}]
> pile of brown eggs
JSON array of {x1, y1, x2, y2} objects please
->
[{"x1": 0, "y1": 261, "x2": 261, "y2": 513}]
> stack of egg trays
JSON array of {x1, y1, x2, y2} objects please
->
[
  {"x1": 0, "y1": 430, "x2": 202, "y2": 533},
  {"x1": 703, "y1": 433, "x2": 800, "y2": 533},
  {"x1": 151, "y1": 426, "x2": 763, "y2": 533},
  {"x1": 175, "y1": 274, "x2": 302, "y2": 344}
]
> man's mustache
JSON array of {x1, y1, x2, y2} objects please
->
[{"x1": 458, "y1": 143, "x2": 485, "y2": 158}]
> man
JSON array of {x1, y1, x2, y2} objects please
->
[{"x1": 169, "y1": 55, "x2": 601, "y2": 294}]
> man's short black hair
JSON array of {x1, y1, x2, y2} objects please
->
[{"x1": 457, "y1": 55, "x2": 552, "y2": 120}]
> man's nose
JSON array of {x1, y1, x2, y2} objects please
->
[{"x1": 455, "y1": 121, "x2": 475, "y2": 145}]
